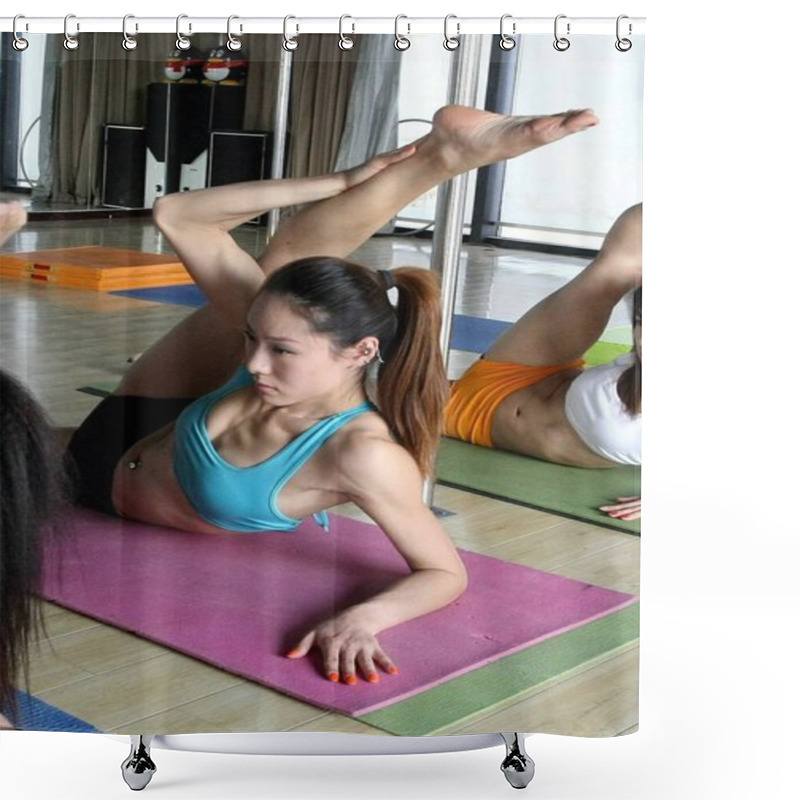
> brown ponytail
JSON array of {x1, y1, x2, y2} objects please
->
[{"x1": 377, "y1": 268, "x2": 450, "y2": 477}]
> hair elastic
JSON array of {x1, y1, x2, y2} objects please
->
[{"x1": 379, "y1": 269, "x2": 396, "y2": 292}]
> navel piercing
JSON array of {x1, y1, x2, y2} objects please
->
[{"x1": 127, "y1": 457, "x2": 142, "y2": 470}]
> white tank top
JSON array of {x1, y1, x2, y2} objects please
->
[{"x1": 564, "y1": 353, "x2": 641, "y2": 465}]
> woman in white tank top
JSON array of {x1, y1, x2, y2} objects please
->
[{"x1": 462, "y1": 204, "x2": 643, "y2": 521}]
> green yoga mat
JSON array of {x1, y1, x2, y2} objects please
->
[
  {"x1": 361, "y1": 602, "x2": 639, "y2": 735},
  {"x1": 436, "y1": 439, "x2": 640, "y2": 534}
]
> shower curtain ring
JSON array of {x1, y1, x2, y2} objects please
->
[
  {"x1": 339, "y1": 15, "x2": 355, "y2": 50},
  {"x1": 443, "y1": 14, "x2": 460, "y2": 51},
  {"x1": 63, "y1": 13, "x2": 79, "y2": 51},
  {"x1": 615, "y1": 15, "x2": 633, "y2": 51},
  {"x1": 283, "y1": 15, "x2": 299, "y2": 51},
  {"x1": 499, "y1": 14, "x2": 516, "y2": 50},
  {"x1": 227, "y1": 15, "x2": 243, "y2": 51},
  {"x1": 553, "y1": 14, "x2": 570, "y2": 51},
  {"x1": 12, "y1": 15, "x2": 29, "y2": 51},
  {"x1": 122, "y1": 15, "x2": 138, "y2": 51},
  {"x1": 175, "y1": 14, "x2": 192, "y2": 51},
  {"x1": 394, "y1": 15, "x2": 411, "y2": 51}
]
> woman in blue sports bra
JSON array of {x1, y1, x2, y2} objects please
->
[{"x1": 65, "y1": 105, "x2": 600, "y2": 685}]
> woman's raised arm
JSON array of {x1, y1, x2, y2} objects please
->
[{"x1": 152, "y1": 147, "x2": 416, "y2": 326}]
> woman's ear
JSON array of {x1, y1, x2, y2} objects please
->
[{"x1": 348, "y1": 336, "x2": 381, "y2": 367}]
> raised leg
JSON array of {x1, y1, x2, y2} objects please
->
[
  {"x1": 486, "y1": 203, "x2": 642, "y2": 367},
  {"x1": 500, "y1": 733, "x2": 535, "y2": 789},
  {"x1": 121, "y1": 735, "x2": 157, "y2": 791},
  {"x1": 258, "y1": 106, "x2": 598, "y2": 273},
  {"x1": 118, "y1": 106, "x2": 598, "y2": 399}
]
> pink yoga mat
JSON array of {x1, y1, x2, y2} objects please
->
[{"x1": 41, "y1": 508, "x2": 635, "y2": 716}]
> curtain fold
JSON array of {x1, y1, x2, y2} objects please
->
[
  {"x1": 287, "y1": 36, "x2": 359, "y2": 178},
  {"x1": 334, "y1": 36, "x2": 401, "y2": 172}
]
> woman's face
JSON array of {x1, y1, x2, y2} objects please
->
[{"x1": 243, "y1": 294, "x2": 369, "y2": 407}]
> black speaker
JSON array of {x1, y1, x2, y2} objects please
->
[
  {"x1": 101, "y1": 125, "x2": 146, "y2": 208},
  {"x1": 207, "y1": 130, "x2": 274, "y2": 225},
  {"x1": 144, "y1": 83, "x2": 248, "y2": 204},
  {"x1": 208, "y1": 85, "x2": 246, "y2": 132},
  {"x1": 208, "y1": 130, "x2": 272, "y2": 184}
]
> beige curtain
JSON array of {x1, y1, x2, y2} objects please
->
[
  {"x1": 287, "y1": 36, "x2": 359, "y2": 178},
  {"x1": 47, "y1": 33, "x2": 362, "y2": 205},
  {"x1": 242, "y1": 34, "x2": 360, "y2": 179}
]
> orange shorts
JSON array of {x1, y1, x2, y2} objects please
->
[{"x1": 444, "y1": 357, "x2": 584, "y2": 448}]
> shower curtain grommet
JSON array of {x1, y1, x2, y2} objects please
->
[
  {"x1": 226, "y1": 15, "x2": 243, "y2": 52},
  {"x1": 121, "y1": 14, "x2": 138, "y2": 51},
  {"x1": 443, "y1": 14, "x2": 460, "y2": 50},
  {"x1": 175, "y1": 13, "x2": 191, "y2": 50},
  {"x1": 12, "y1": 15, "x2": 29, "y2": 51},
  {"x1": 616, "y1": 15, "x2": 634, "y2": 51},
  {"x1": 62, "y1": 13, "x2": 79, "y2": 51},
  {"x1": 394, "y1": 15, "x2": 411, "y2": 50},
  {"x1": 553, "y1": 14, "x2": 571, "y2": 51},
  {"x1": 499, "y1": 14, "x2": 517, "y2": 50}
]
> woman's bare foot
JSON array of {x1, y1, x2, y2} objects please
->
[
  {"x1": 419, "y1": 105, "x2": 599, "y2": 175},
  {"x1": 0, "y1": 201, "x2": 28, "y2": 247}
]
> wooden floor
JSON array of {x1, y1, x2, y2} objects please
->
[{"x1": 1, "y1": 216, "x2": 639, "y2": 738}]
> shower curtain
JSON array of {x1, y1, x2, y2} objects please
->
[{"x1": 0, "y1": 18, "x2": 643, "y2": 748}]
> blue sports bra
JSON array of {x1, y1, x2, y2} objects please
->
[{"x1": 173, "y1": 367, "x2": 373, "y2": 532}]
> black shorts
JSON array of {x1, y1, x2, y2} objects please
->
[{"x1": 66, "y1": 394, "x2": 194, "y2": 516}]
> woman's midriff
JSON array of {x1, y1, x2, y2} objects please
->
[
  {"x1": 111, "y1": 427, "x2": 232, "y2": 535},
  {"x1": 490, "y1": 369, "x2": 618, "y2": 468},
  {"x1": 110, "y1": 419, "x2": 351, "y2": 535}
]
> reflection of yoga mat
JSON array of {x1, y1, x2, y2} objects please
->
[
  {"x1": 0, "y1": 247, "x2": 193, "y2": 291},
  {"x1": 108, "y1": 283, "x2": 631, "y2": 361},
  {"x1": 42, "y1": 508, "x2": 635, "y2": 723},
  {"x1": 437, "y1": 438, "x2": 641, "y2": 535},
  {"x1": 6, "y1": 691, "x2": 100, "y2": 733},
  {"x1": 112, "y1": 283, "x2": 207, "y2": 307}
]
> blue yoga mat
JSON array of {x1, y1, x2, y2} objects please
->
[
  {"x1": 111, "y1": 284, "x2": 511, "y2": 353},
  {"x1": 4, "y1": 691, "x2": 99, "y2": 733},
  {"x1": 113, "y1": 283, "x2": 207, "y2": 308}
]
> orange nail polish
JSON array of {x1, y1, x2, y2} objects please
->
[
  {"x1": 367, "y1": 673, "x2": 380, "y2": 684},
  {"x1": 329, "y1": 672, "x2": 340, "y2": 683},
  {"x1": 286, "y1": 649, "x2": 300, "y2": 658},
  {"x1": 388, "y1": 666, "x2": 399, "y2": 676},
  {"x1": 345, "y1": 674, "x2": 357, "y2": 686}
]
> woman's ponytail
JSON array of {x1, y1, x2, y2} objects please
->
[{"x1": 376, "y1": 268, "x2": 449, "y2": 477}]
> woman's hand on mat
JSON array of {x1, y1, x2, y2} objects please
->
[
  {"x1": 342, "y1": 146, "x2": 417, "y2": 191},
  {"x1": 286, "y1": 613, "x2": 399, "y2": 685},
  {"x1": 599, "y1": 495, "x2": 641, "y2": 521}
]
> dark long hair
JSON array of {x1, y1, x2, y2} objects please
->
[
  {"x1": 617, "y1": 286, "x2": 642, "y2": 415},
  {"x1": 0, "y1": 370, "x2": 67, "y2": 725},
  {"x1": 262, "y1": 257, "x2": 449, "y2": 476}
]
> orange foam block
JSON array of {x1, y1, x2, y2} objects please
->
[{"x1": 0, "y1": 246, "x2": 194, "y2": 291}]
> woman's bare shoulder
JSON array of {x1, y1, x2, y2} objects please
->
[{"x1": 327, "y1": 411, "x2": 420, "y2": 489}]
